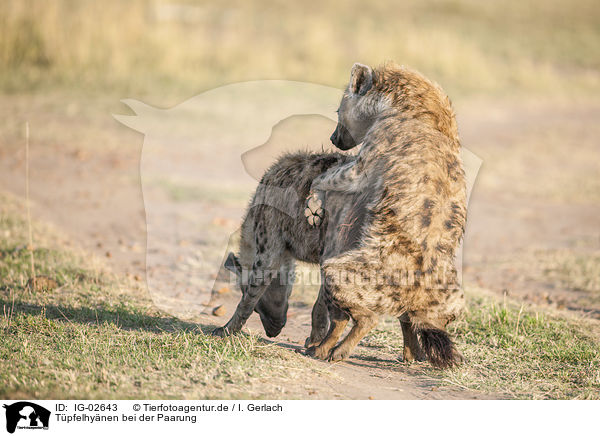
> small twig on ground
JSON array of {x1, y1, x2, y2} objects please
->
[{"x1": 25, "y1": 122, "x2": 36, "y2": 291}]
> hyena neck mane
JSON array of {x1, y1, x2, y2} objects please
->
[{"x1": 373, "y1": 65, "x2": 460, "y2": 151}]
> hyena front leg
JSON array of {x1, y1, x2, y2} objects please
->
[
  {"x1": 304, "y1": 283, "x2": 330, "y2": 348},
  {"x1": 305, "y1": 160, "x2": 366, "y2": 227},
  {"x1": 315, "y1": 249, "x2": 379, "y2": 361},
  {"x1": 399, "y1": 314, "x2": 426, "y2": 362},
  {"x1": 212, "y1": 243, "x2": 283, "y2": 337},
  {"x1": 329, "y1": 313, "x2": 379, "y2": 362},
  {"x1": 306, "y1": 303, "x2": 349, "y2": 360},
  {"x1": 312, "y1": 159, "x2": 364, "y2": 193},
  {"x1": 254, "y1": 256, "x2": 295, "y2": 338}
]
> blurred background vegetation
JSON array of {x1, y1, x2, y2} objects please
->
[
  {"x1": 1, "y1": 0, "x2": 599, "y2": 99},
  {"x1": 1, "y1": 1, "x2": 599, "y2": 400}
]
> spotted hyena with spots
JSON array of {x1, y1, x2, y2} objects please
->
[{"x1": 304, "y1": 63, "x2": 467, "y2": 368}]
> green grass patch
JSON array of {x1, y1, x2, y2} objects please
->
[
  {"x1": 0, "y1": 193, "x2": 329, "y2": 399},
  {"x1": 363, "y1": 289, "x2": 600, "y2": 399},
  {"x1": 445, "y1": 291, "x2": 600, "y2": 399}
]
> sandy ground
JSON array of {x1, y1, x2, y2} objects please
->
[{"x1": 1, "y1": 93, "x2": 598, "y2": 399}]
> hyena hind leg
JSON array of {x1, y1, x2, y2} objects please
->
[
  {"x1": 254, "y1": 257, "x2": 295, "y2": 338},
  {"x1": 304, "y1": 284, "x2": 330, "y2": 348},
  {"x1": 399, "y1": 314, "x2": 426, "y2": 362},
  {"x1": 328, "y1": 313, "x2": 379, "y2": 362},
  {"x1": 212, "y1": 250, "x2": 282, "y2": 337},
  {"x1": 306, "y1": 304, "x2": 349, "y2": 360}
]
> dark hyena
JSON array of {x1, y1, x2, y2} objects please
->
[
  {"x1": 211, "y1": 151, "x2": 352, "y2": 342},
  {"x1": 304, "y1": 63, "x2": 467, "y2": 368}
]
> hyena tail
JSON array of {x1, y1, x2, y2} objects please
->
[{"x1": 411, "y1": 319, "x2": 462, "y2": 369}]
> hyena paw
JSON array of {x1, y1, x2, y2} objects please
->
[
  {"x1": 304, "y1": 192, "x2": 324, "y2": 226},
  {"x1": 402, "y1": 346, "x2": 427, "y2": 363},
  {"x1": 211, "y1": 326, "x2": 229, "y2": 338},
  {"x1": 305, "y1": 345, "x2": 331, "y2": 360},
  {"x1": 305, "y1": 345, "x2": 318, "y2": 357},
  {"x1": 329, "y1": 345, "x2": 351, "y2": 362},
  {"x1": 304, "y1": 335, "x2": 323, "y2": 349}
]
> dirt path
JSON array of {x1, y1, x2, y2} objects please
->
[{"x1": 1, "y1": 94, "x2": 598, "y2": 399}]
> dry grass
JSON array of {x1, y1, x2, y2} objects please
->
[
  {"x1": 361, "y1": 288, "x2": 600, "y2": 399},
  {"x1": 0, "y1": 192, "x2": 332, "y2": 399},
  {"x1": 1, "y1": 0, "x2": 599, "y2": 97},
  {"x1": 444, "y1": 289, "x2": 600, "y2": 399}
]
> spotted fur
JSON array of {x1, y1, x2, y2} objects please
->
[{"x1": 306, "y1": 63, "x2": 467, "y2": 368}]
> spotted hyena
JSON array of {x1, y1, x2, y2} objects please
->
[{"x1": 304, "y1": 63, "x2": 467, "y2": 368}]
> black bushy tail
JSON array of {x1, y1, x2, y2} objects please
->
[{"x1": 415, "y1": 323, "x2": 462, "y2": 369}]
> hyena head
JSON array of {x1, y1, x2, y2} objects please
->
[
  {"x1": 331, "y1": 63, "x2": 459, "y2": 151},
  {"x1": 330, "y1": 63, "x2": 386, "y2": 150},
  {"x1": 224, "y1": 253, "x2": 289, "y2": 337}
]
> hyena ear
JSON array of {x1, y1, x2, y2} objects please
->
[
  {"x1": 224, "y1": 252, "x2": 242, "y2": 276},
  {"x1": 349, "y1": 63, "x2": 374, "y2": 96}
]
